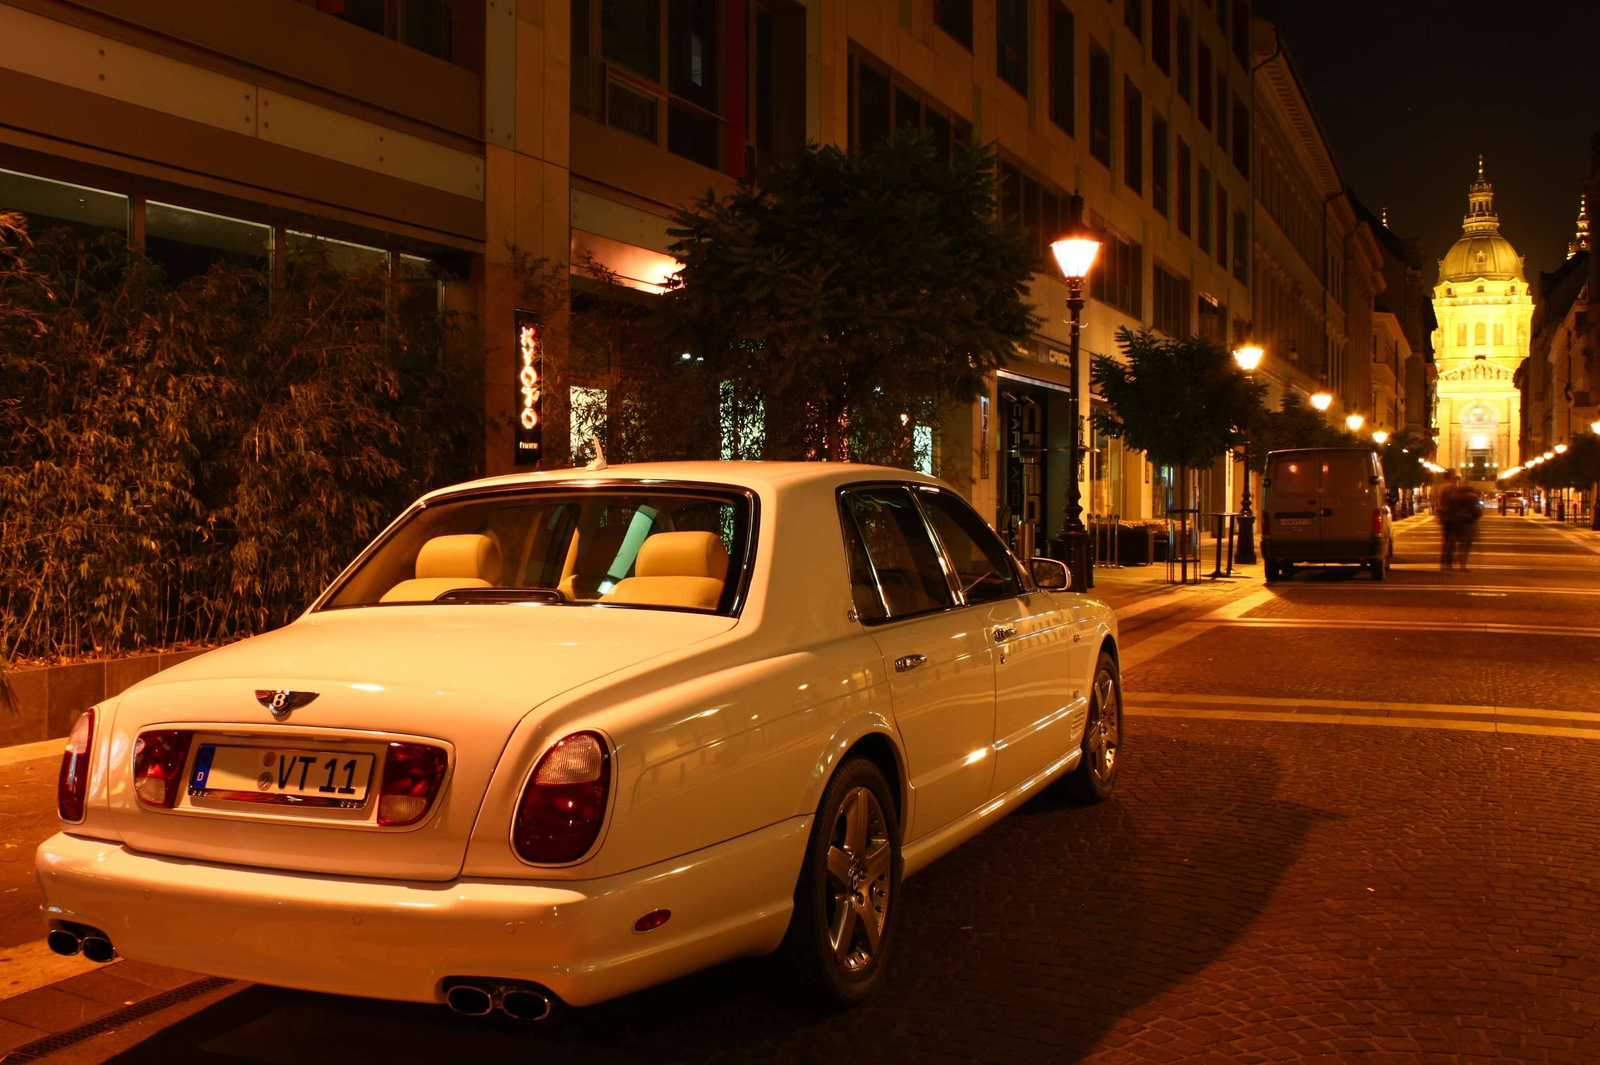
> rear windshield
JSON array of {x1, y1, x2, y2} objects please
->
[
  {"x1": 1269, "y1": 452, "x2": 1376, "y2": 494},
  {"x1": 1269, "y1": 456, "x2": 1320, "y2": 495},
  {"x1": 320, "y1": 486, "x2": 753, "y2": 615},
  {"x1": 1323, "y1": 453, "x2": 1375, "y2": 494}
]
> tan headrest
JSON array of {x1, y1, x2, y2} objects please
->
[
  {"x1": 415, "y1": 534, "x2": 502, "y2": 585},
  {"x1": 635, "y1": 532, "x2": 729, "y2": 581}
]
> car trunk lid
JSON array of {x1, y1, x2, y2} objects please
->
[{"x1": 104, "y1": 606, "x2": 734, "y2": 881}]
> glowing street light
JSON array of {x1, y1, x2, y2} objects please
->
[
  {"x1": 1544, "y1": 451, "x2": 1555, "y2": 460},
  {"x1": 1372, "y1": 430, "x2": 1389, "y2": 445},
  {"x1": 1345, "y1": 413, "x2": 1365, "y2": 432},
  {"x1": 1310, "y1": 391, "x2": 1333, "y2": 412},
  {"x1": 1555, "y1": 443, "x2": 1568, "y2": 454},
  {"x1": 1048, "y1": 197, "x2": 1104, "y2": 591},
  {"x1": 1231, "y1": 343, "x2": 1264, "y2": 565},
  {"x1": 1232, "y1": 344, "x2": 1264, "y2": 373},
  {"x1": 1591, "y1": 419, "x2": 1600, "y2": 435}
]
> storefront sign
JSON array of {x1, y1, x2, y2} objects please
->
[{"x1": 514, "y1": 310, "x2": 542, "y2": 466}]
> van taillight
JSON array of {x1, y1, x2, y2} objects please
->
[
  {"x1": 377, "y1": 743, "x2": 449, "y2": 826},
  {"x1": 512, "y1": 732, "x2": 610, "y2": 864},
  {"x1": 1373, "y1": 507, "x2": 1386, "y2": 535},
  {"x1": 57, "y1": 710, "x2": 95, "y2": 822},
  {"x1": 133, "y1": 730, "x2": 194, "y2": 808}
]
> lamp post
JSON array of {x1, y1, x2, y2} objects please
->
[
  {"x1": 1231, "y1": 343, "x2": 1263, "y2": 565},
  {"x1": 1592, "y1": 420, "x2": 1600, "y2": 530},
  {"x1": 1049, "y1": 197, "x2": 1103, "y2": 594}
]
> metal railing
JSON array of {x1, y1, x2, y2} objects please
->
[{"x1": 1087, "y1": 513, "x2": 1121, "y2": 569}]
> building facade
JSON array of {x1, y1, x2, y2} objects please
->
[{"x1": 1431, "y1": 159, "x2": 1531, "y2": 484}]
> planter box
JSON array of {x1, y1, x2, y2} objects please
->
[
  {"x1": 0, "y1": 648, "x2": 214, "y2": 747},
  {"x1": 1117, "y1": 526, "x2": 1166, "y2": 566}
]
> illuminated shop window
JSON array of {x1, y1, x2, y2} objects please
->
[
  {"x1": 0, "y1": 168, "x2": 127, "y2": 237},
  {"x1": 287, "y1": 230, "x2": 388, "y2": 273},
  {"x1": 146, "y1": 201, "x2": 270, "y2": 284},
  {"x1": 570, "y1": 386, "x2": 608, "y2": 464}
]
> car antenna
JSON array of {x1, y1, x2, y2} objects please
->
[{"x1": 585, "y1": 436, "x2": 608, "y2": 471}]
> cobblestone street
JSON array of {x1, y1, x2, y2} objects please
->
[{"x1": 5, "y1": 515, "x2": 1600, "y2": 1063}]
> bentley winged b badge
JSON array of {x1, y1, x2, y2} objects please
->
[{"x1": 255, "y1": 690, "x2": 319, "y2": 718}]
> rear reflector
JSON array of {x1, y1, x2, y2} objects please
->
[
  {"x1": 133, "y1": 730, "x2": 194, "y2": 808},
  {"x1": 57, "y1": 710, "x2": 95, "y2": 822},
  {"x1": 512, "y1": 732, "x2": 610, "y2": 864},
  {"x1": 633, "y1": 909, "x2": 671, "y2": 933},
  {"x1": 377, "y1": 743, "x2": 449, "y2": 826}
]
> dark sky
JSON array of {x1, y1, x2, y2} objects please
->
[{"x1": 1252, "y1": 0, "x2": 1600, "y2": 288}]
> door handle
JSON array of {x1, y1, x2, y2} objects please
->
[
  {"x1": 992, "y1": 625, "x2": 1018, "y2": 643},
  {"x1": 894, "y1": 654, "x2": 928, "y2": 673}
]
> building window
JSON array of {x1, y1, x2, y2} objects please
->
[
  {"x1": 1456, "y1": 323, "x2": 1467, "y2": 347},
  {"x1": 935, "y1": 0, "x2": 974, "y2": 50},
  {"x1": 1151, "y1": 0, "x2": 1171, "y2": 73},
  {"x1": 319, "y1": 0, "x2": 463, "y2": 65},
  {"x1": 287, "y1": 230, "x2": 386, "y2": 272},
  {"x1": 570, "y1": 386, "x2": 609, "y2": 464},
  {"x1": 1124, "y1": 0, "x2": 1142, "y2": 39},
  {"x1": 1049, "y1": 2, "x2": 1075, "y2": 135},
  {"x1": 1090, "y1": 220, "x2": 1143, "y2": 319},
  {"x1": 1494, "y1": 322, "x2": 1504, "y2": 345},
  {"x1": 1176, "y1": 137, "x2": 1192, "y2": 235},
  {"x1": 1197, "y1": 42, "x2": 1212, "y2": 129},
  {"x1": 0, "y1": 168, "x2": 127, "y2": 238},
  {"x1": 1474, "y1": 322, "x2": 1486, "y2": 346},
  {"x1": 1232, "y1": 0, "x2": 1251, "y2": 67},
  {"x1": 1089, "y1": 43, "x2": 1112, "y2": 166},
  {"x1": 1232, "y1": 209, "x2": 1248, "y2": 282},
  {"x1": 1232, "y1": 96, "x2": 1250, "y2": 175},
  {"x1": 1197, "y1": 165, "x2": 1211, "y2": 253},
  {"x1": 1216, "y1": 71, "x2": 1228, "y2": 152},
  {"x1": 1215, "y1": 0, "x2": 1228, "y2": 31},
  {"x1": 1123, "y1": 78, "x2": 1142, "y2": 193},
  {"x1": 148, "y1": 202, "x2": 272, "y2": 284},
  {"x1": 1176, "y1": 9, "x2": 1192, "y2": 101},
  {"x1": 1153, "y1": 264, "x2": 1190, "y2": 337},
  {"x1": 848, "y1": 50, "x2": 972, "y2": 158},
  {"x1": 1152, "y1": 115, "x2": 1169, "y2": 216},
  {"x1": 1197, "y1": 290, "x2": 1226, "y2": 347},
  {"x1": 1215, "y1": 183, "x2": 1228, "y2": 267},
  {"x1": 997, "y1": 0, "x2": 1029, "y2": 96},
  {"x1": 999, "y1": 155, "x2": 1070, "y2": 263},
  {"x1": 572, "y1": 0, "x2": 733, "y2": 172}
]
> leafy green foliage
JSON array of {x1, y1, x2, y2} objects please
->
[
  {"x1": 1375, "y1": 429, "x2": 1428, "y2": 491},
  {"x1": 0, "y1": 213, "x2": 481, "y2": 662},
  {"x1": 662, "y1": 130, "x2": 1039, "y2": 463},
  {"x1": 1090, "y1": 328, "x2": 1264, "y2": 476},
  {"x1": 1248, "y1": 391, "x2": 1350, "y2": 471}
]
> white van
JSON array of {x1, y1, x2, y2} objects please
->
[{"x1": 1261, "y1": 447, "x2": 1393, "y2": 581}]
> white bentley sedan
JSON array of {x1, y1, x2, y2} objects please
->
[{"x1": 38, "y1": 462, "x2": 1121, "y2": 1019}]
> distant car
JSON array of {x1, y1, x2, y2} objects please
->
[
  {"x1": 1261, "y1": 447, "x2": 1394, "y2": 581},
  {"x1": 38, "y1": 462, "x2": 1121, "y2": 1019},
  {"x1": 1501, "y1": 491, "x2": 1526, "y2": 515}
]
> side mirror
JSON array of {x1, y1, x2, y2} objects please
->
[{"x1": 1031, "y1": 557, "x2": 1070, "y2": 591}]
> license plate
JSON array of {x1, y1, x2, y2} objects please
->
[
  {"x1": 1277, "y1": 517, "x2": 1314, "y2": 527},
  {"x1": 190, "y1": 745, "x2": 376, "y2": 809}
]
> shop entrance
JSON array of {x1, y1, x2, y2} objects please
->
[{"x1": 996, "y1": 374, "x2": 1072, "y2": 557}]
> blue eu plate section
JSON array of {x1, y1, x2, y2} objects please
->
[{"x1": 191, "y1": 744, "x2": 216, "y2": 791}]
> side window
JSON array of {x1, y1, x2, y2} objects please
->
[
  {"x1": 918, "y1": 490, "x2": 1023, "y2": 604},
  {"x1": 841, "y1": 488, "x2": 954, "y2": 619},
  {"x1": 839, "y1": 505, "x2": 888, "y2": 623}
]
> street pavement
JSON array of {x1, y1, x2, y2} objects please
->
[{"x1": 3, "y1": 513, "x2": 1600, "y2": 1062}]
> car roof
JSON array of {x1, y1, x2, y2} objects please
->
[{"x1": 419, "y1": 461, "x2": 945, "y2": 504}]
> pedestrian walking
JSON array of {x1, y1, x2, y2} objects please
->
[{"x1": 1437, "y1": 471, "x2": 1482, "y2": 571}]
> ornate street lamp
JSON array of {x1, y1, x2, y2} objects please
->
[
  {"x1": 1231, "y1": 343, "x2": 1264, "y2": 565},
  {"x1": 1345, "y1": 413, "x2": 1365, "y2": 433},
  {"x1": 1372, "y1": 430, "x2": 1389, "y2": 445},
  {"x1": 1049, "y1": 196, "x2": 1103, "y2": 594},
  {"x1": 1310, "y1": 391, "x2": 1333, "y2": 412},
  {"x1": 1555, "y1": 443, "x2": 1569, "y2": 454}
]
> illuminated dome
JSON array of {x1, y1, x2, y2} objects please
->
[{"x1": 1438, "y1": 157, "x2": 1525, "y2": 283}]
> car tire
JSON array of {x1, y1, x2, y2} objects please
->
[
  {"x1": 1062, "y1": 651, "x2": 1122, "y2": 804},
  {"x1": 1371, "y1": 556, "x2": 1386, "y2": 581},
  {"x1": 781, "y1": 756, "x2": 902, "y2": 1008},
  {"x1": 1265, "y1": 561, "x2": 1279, "y2": 583}
]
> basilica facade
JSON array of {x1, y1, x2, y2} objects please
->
[{"x1": 1431, "y1": 159, "x2": 1533, "y2": 484}]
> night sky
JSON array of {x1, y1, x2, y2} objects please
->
[{"x1": 1253, "y1": 0, "x2": 1600, "y2": 290}]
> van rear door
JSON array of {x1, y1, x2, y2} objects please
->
[
  {"x1": 1267, "y1": 454, "x2": 1323, "y2": 546},
  {"x1": 1319, "y1": 451, "x2": 1377, "y2": 552}
]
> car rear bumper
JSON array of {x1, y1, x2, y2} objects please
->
[
  {"x1": 35, "y1": 816, "x2": 810, "y2": 1007},
  {"x1": 1262, "y1": 536, "x2": 1386, "y2": 564}
]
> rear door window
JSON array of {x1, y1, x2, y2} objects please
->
[
  {"x1": 1321, "y1": 453, "x2": 1372, "y2": 495},
  {"x1": 1271, "y1": 457, "x2": 1320, "y2": 495},
  {"x1": 841, "y1": 488, "x2": 955, "y2": 620}
]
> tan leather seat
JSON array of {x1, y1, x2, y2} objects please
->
[
  {"x1": 600, "y1": 531, "x2": 728, "y2": 611},
  {"x1": 380, "y1": 534, "x2": 502, "y2": 603},
  {"x1": 558, "y1": 523, "x2": 630, "y2": 601}
]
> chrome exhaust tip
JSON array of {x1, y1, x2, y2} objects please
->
[
  {"x1": 80, "y1": 935, "x2": 116, "y2": 963},
  {"x1": 47, "y1": 929, "x2": 82, "y2": 957},
  {"x1": 499, "y1": 987, "x2": 553, "y2": 1022},
  {"x1": 445, "y1": 984, "x2": 494, "y2": 1017}
]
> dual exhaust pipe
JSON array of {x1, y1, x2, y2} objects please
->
[
  {"x1": 444, "y1": 980, "x2": 556, "y2": 1022},
  {"x1": 48, "y1": 925, "x2": 116, "y2": 963}
]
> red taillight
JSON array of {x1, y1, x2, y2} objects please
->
[
  {"x1": 133, "y1": 730, "x2": 194, "y2": 808},
  {"x1": 377, "y1": 743, "x2": 449, "y2": 826},
  {"x1": 512, "y1": 732, "x2": 610, "y2": 864},
  {"x1": 57, "y1": 710, "x2": 94, "y2": 822},
  {"x1": 1373, "y1": 507, "x2": 1386, "y2": 535}
]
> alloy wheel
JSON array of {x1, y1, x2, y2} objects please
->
[
  {"x1": 1087, "y1": 670, "x2": 1120, "y2": 787},
  {"x1": 824, "y1": 786, "x2": 892, "y2": 972}
]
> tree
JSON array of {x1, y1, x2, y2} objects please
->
[
  {"x1": 662, "y1": 129, "x2": 1039, "y2": 464},
  {"x1": 1249, "y1": 391, "x2": 1348, "y2": 471},
  {"x1": 1090, "y1": 328, "x2": 1264, "y2": 508}
]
